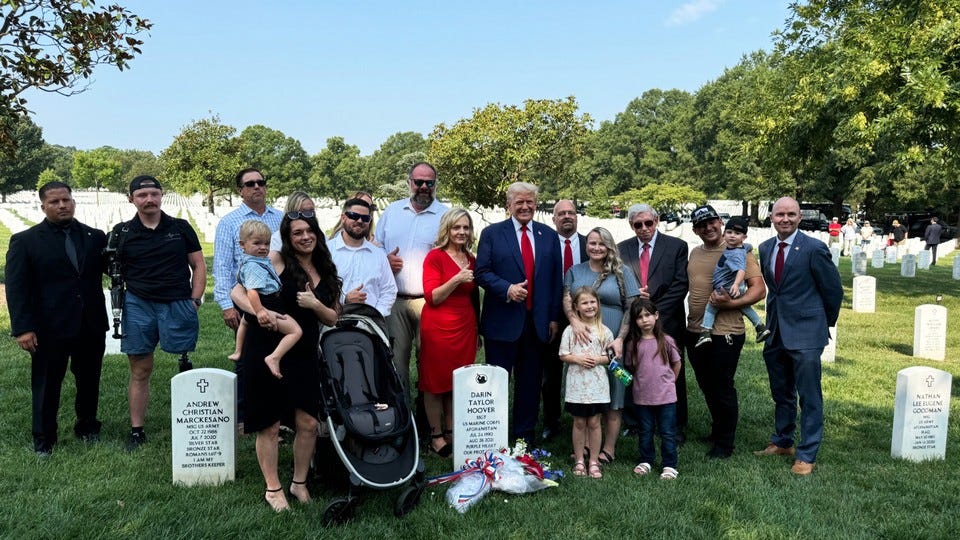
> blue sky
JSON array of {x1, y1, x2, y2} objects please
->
[{"x1": 24, "y1": 0, "x2": 793, "y2": 156}]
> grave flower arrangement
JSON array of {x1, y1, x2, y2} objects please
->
[{"x1": 426, "y1": 440, "x2": 560, "y2": 513}]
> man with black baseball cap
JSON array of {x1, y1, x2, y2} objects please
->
[
  {"x1": 685, "y1": 205, "x2": 767, "y2": 459},
  {"x1": 112, "y1": 175, "x2": 206, "y2": 450}
]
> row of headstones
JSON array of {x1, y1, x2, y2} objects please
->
[
  {"x1": 171, "y1": 355, "x2": 952, "y2": 488},
  {"x1": 846, "y1": 278, "x2": 948, "y2": 361},
  {"x1": 832, "y1": 244, "x2": 960, "y2": 279}
]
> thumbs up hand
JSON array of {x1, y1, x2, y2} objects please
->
[{"x1": 387, "y1": 247, "x2": 403, "y2": 273}]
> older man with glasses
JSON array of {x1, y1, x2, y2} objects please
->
[
  {"x1": 616, "y1": 203, "x2": 689, "y2": 443},
  {"x1": 329, "y1": 197, "x2": 397, "y2": 317},
  {"x1": 213, "y1": 167, "x2": 284, "y2": 427}
]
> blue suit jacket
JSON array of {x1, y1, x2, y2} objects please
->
[
  {"x1": 476, "y1": 218, "x2": 563, "y2": 343},
  {"x1": 759, "y1": 231, "x2": 843, "y2": 350}
]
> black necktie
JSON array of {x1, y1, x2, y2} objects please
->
[{"x1": 63, "y1": 226, "x2": 79, "y2": 270}]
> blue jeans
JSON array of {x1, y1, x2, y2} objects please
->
[
  {"x1": 637, "y1": 402, "x2": 678, "y2": 468},
  {"x1": 702, "y1": 283, "x2": 762, "y2": 329}
]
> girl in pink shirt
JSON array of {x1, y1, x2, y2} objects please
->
[{"x1": 623, "y1": 298, "x2": 681, "y2": 480}]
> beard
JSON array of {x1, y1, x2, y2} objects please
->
[
  {"x1": 411, "y1": 191, "x2": 433, "y2": 207},
  {"x1": 346, "y1": 226, "x2": 368, "y2": 240}
]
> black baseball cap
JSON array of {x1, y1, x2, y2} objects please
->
[
  {"x1": 129, "y1": 175, "x2": 162, "y2": 194},
  {"x1": 725, "y1": 217, "x2": 749, "y2": 234},
  {"x1": 691, "y1": 205, "x2": 720, "y2": 226}
]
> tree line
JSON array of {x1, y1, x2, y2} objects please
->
[{"x1": 2, "y1": 1, "x2": 957, "y2": 226}]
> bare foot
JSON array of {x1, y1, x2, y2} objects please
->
[
  {"x1": 290, "y1": 480, "x2": 311, "y2": 503},
  {"x1": 265, "y1": 488, "x2": 289, "y2": 512},
  {"x1": 228, "y1": 351, "x2": 240, "y2": 361},
  {"x1": 265, "y1": 355, "x2": 283, "y2": 379}
]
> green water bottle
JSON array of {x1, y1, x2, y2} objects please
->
[{"x1": 606, "y1": 349, "x2": 633, "y2": 386}]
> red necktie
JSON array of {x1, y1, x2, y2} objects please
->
[
  {"x1": 775, "y1": 241, "x2": 787, "y2": 284},
  {"x1": 639, "y1": 243, "x2": 650, "y2": 288},
  {"x1": 563, "y1": 238, "x2": 573, "y2": 276},
  {"x1": 520, "y1": 225, "x2": 535, "y2": 310}
]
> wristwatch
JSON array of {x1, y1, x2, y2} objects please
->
[{"x1": 192, "y1": 297, "x2": 203, "y2": 307}]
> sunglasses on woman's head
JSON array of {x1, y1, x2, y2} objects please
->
[{"x1": 286, "y1": 210, "x2": 315, "y2": 220}]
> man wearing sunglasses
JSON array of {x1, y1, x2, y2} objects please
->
[
  {"x1": 375, "y1": 162, "x2": 449, "y2": 400},
  {"x1": 616, "y1": 203, "x2": 690, "y2": 443},
  {"x1": 329, "y1": 198, "x2": 397, "y2": 317},
  {"x1": 212, "y1": 168, "x2": 283, "y2": 427}
]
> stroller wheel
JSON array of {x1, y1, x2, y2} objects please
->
[
  {"x1": 322, "y1": 497, "x2": 358, "y2": 526},
  {"x1": 394, "y1": 486, "x2": 423, "y2": 518}
]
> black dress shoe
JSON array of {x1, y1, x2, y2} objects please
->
[
  {"x1": 34, "y1": 440, "x2": 53, "y2": 457},
  {"x1": 706, "y1": 445, "x2": 733, "y2": 459},
  {"x1": 541, "y1": 424, "x2": 560, "y2": 441}
]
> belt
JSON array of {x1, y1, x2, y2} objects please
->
[{"x1": 397, "y1": 294, "x2": 424, "y2": 300}]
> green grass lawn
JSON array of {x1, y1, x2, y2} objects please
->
[{"x1": 0, "y1": 231, "x2": 958, "y2": 539}]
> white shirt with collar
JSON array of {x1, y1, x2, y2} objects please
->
[
  {"x1": 329, "y1": 233, "x2": 398, "y2": 316},
  {"x1": 637, "y1": 230, "x2": 659, "y2": 253},
  {"x1": 558, "y1": 233, "x2": 583, "y2": 266},
  {"x1": 770, "y1": 229, "x2": 800, "y2": 273},
  {"x1": 374, "y1": 197, "x2": 448, "y2": 296},
  {"x1": 512, "y1": 216, "x2": 536, "y2": 258}
]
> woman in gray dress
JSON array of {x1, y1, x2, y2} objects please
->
[{"x1": 563, "y1": 226, "x2": 639, "y2": 464}]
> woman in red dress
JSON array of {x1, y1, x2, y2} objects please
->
[{"x1": 419, "y1": 207, "x2": 479, "y2": 456}]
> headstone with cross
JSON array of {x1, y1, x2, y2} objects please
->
[
  {"x1": 452, "y1": 364, "x2": 509, "y2": 467},
  {"x1": 891, "y1": 366, "x2": 952, "y2": 462},
  {"x1": 170, "y1": 368, "x2": 237, "y2": 486},
  {"x1": 913, "y1": 304, "x2": 947, "y2": 361}
]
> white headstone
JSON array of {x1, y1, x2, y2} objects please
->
[
  {"x1": 885, "y1": 247, "x2": 898, "y2": 264},
  {"x1": 954, "y1": 257, "x2": 960, "y2": 280},
  {"x1": 913, "y1": 304, "x2": 947, "y2": 361},
  {"x1": 917, "y1": 249, "x2": 931, "y2": 270},
  {"x1": 171, "y1": 368, "x2": 237, "y2": 486},
  {"x1": 453, "y1": 364, "x2": 509, "y2": 467},
  {"x1": 891, "y1": 366, "x2": 952, "y2": 462},
  {"x1": 820, "y1": 326, "x2": 837, "y2": 363},
  {"x1": 871, "y1": 249, "x2": 884, "y2": 268},
  {"x1": 851, "y1": 276, "x2": 876, "y2": 313},
  {"x1": 851, "y1": 245, "x2": 862, "y2": 259},
  {"x1": 830, "y1": 245, "x2": 841, "y2": 267},
  {"x1": 901, "y1": 254, "x2": 917, "y2": 277},
  {"x1": 852, "y1": 252, "x2": 868, "y2": 276}
]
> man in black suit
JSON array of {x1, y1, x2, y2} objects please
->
[
  {"x1": 616, "y1": 203, "x2": 689, "y2": 442},
  {"x1": 6, "y1": 182, "x2": 108, "y2": 456},
  {"x1": 541, "y1": 199, "x2": 588, "y2": 441}
]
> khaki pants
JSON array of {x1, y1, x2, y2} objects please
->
[{"x1": 387, "y1": 297, "x2": 425, "y2": 400}]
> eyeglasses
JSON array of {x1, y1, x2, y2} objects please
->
[
  {"x1": 412, "y1": 179, "x2": 436, "y2": 188},
  {"x1": 286, "y1": 210, "x2": 315, "y2": 220},
  {"x1": 344, "y1": 211, "x2": 371, "y2": 223},
  {"x1": 632, "y1": 220, "x2": 656, "y2": 229},
  {"x1": 242, "y1": 179, "x2": 267, "y2": 188}
]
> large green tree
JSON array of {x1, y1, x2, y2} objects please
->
[
  {"x1": 308, "y1": 136, "x2": 363, "y2": 203},
  {"x1": 0, "y1": 115, "x2": 45, "y2": 201},
  {"x1": 160, "y1": 115, "x2": 240, "y2": 212},
  {"x1": 363, "y1": 131, "x2": 427, "y2": 196},
  {"x1": 429, "y1": 96, "x2": 591, "y2": 208},
  {"x1": 71, "y1": 146, "x2": 125, "y2": 195},
  {"x1": 0, "y1": 0, "x2": 151, "y2": 153},
  {"x1": 237, "y1": 124, "x2": 311, "y2": 197}
]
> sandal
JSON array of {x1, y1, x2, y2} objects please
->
[
  {"x1": 264, "y1": 487, "x2": 290, "y2": 512},
  {"x1": 633, "y1": 462, "x2": 652, "y2": 476},
  {"x1": 598, "y1": 449, "x2": 615, "y2": 464},
  {"x1": 572, "y1": 461, "x2": 586, "y2": 476},
  {"x1": 588, "y1": 461, "x2": 603, "y2": 479},
  {"x1": 429, "y1": 432, "x2": 452, "y2": 457},
  {"x1": 660, "y1": 466, "x2": 679, "y2": 480},
  {"x1": 290, "y1": 479, "x2": 311, "y2": 503}
]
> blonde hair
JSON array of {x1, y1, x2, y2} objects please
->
[
  {"x1": 570, "y1": 285, "x2": 604, "y2": 330},
  {"x1": 239, "y1": 219, "x2": 272, "y2": 242},
  {"x1": 284, "y1": 191, "x2": 313, "y2": 213},
  {"x1": 435, "y1": 207, "x2": 475, "y2": 251}
]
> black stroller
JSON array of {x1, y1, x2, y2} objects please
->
[{"x1": 316, "y1": 304, "x2": 425, "y2": 525}]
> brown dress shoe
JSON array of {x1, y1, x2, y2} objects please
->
[
  {"x1": 791, "y1": 460, "x2": 815, "y2": 475},
  {"x1": 753, "y1": 443, "x2": 795, "y2": 456}
]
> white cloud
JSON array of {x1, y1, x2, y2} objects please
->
[{"x1": 666, "y1": 0, "x2": 725, "y2": 27}]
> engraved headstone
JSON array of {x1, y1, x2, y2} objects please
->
[
  {"x1": 851, "y1": 245, "x2": 862, "y2": 260},
  {"x1": 852, "y1": 276, "x2": 876, "y2": 313},
  {"x1": 852, "y1": 252, "x2": 868, "y2": 276},
  {"x1": 913, "y1": 304, "x2": 947, "y2": 361},
  {"x1": 830, "y1": 245, "x2": 841, "y2": 267},
  {"x1": 871, "y1": 249, "x2": 884, "y2": 268},
  {"x1": 891, "y1": 366, "x2": 951, "y2": 462},
  {"x1": 820, "y1": 326, "x2": 837, "y2": 363},
  {"x1": 901, "y1": 254, "x2": 917, "y2": 277},
  {"x1": 453, "y1": 365, "x2": 509, "y2": 467},
  {"x1": 954, "y1": 256, "x2": 960, "y2": 280},
  {"x1": 886, "y1": 247, "x2": 898, "y2": 264},
  {"x1": 917, "y1": 249, "x2": 931, "y2": 270},
  {"x1": 171, "y1": 368, "x2": 236, "y2": 486}
]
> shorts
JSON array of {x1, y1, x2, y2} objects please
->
[{"x1": 121, "y1": 291, "x2": 199, "y2": 355}]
